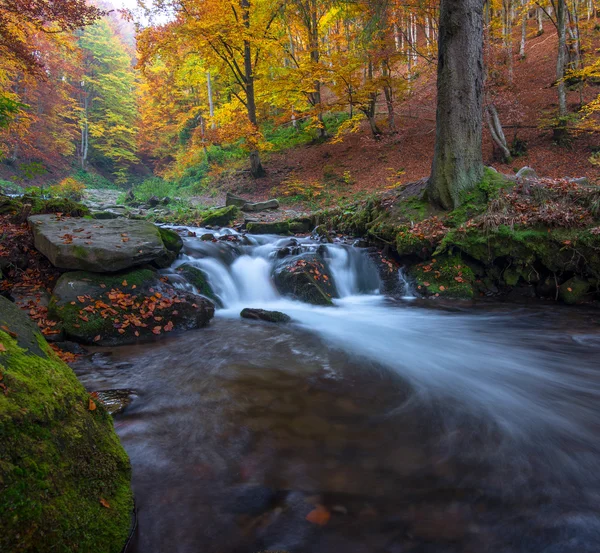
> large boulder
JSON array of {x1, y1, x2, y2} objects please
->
[
  {"x1": 50, "y1": 268, "x2": 215, "y2": 345},
  {"x1": 29, "y1": 215, "x2": 168, "y2": 273},
  {"x1": 0, "y1": 296, "x2": 133, "y2": 553},
  {"x1": 273, "y1": 252, "x2": 338, "y2": 306}
]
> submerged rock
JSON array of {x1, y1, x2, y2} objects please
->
[
  {"x1": 50, "y1": 268, "x2": 215, "y2": 345},
  {"x1": 0, "y1": 296, "x2": 133, "y2": 553},
  {"x1": 240, "y1": 308, "x2": 291, "y2": 323},
  {"x1": 29, "y1": 214, "x2": 168, "y2": 272},
  {"x1": 273, "y1": 252, "x2": 338, "y2": 306}
]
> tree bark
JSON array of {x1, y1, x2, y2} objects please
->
[
  {"x1": 241, "y1": 0, "x2": 266, "y2": 177},
  {"x1": 427, "y1": 0, "x2": 485, "y2": 209}
]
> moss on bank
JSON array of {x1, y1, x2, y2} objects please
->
[
  {"x1": 0, "y1": 297, "x2": 133, "y2": 553},
  {"x1": 316, "y1": 170, "x2": 600, "y2": 302}
]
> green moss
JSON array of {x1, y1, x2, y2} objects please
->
[
  {"x1": 409, "y1": 254, "x2": 475, "y2": 299},
  {"x1": 200, "y1": 205, "x2": 239, "y2": 227},
  {"x1": 0, "y1": 298, "x2": 133, "y2": 553},
  {"x1": 559, "y1": 277, "x2": 592, "y2": 304},
  {"x1": 176, "y1": 264, "x2": 220, "y2": 306},
  {"x1": 158, "y1": 227, "x2": 183, "y2": 255},
  {"x1": 72, "y1": 244, "x2": 89, "y2": 260}
]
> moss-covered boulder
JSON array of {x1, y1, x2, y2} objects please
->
[
  {"x1": 29, "y1": 215, "x2": 168, "y2": 273},
  {"x1": 200, "y1": 205, "x2": 239, "y2": 227},
  {"x1": 559, "y1": 277, "x2": 592, "y2": 304},
  {"x1": 273, "y1": 253, "x2": 338, "y2": 305},
  {"x1": 246, "y1": 221, "x2": 290, "y2": 235},
  {"x1": 0, "y1": 296, "x2": 133, "y2": 553},
  {"x1": 50, "y1": 268, "x2": 215, "y2": 345},
  {"x1": 175, "y1": 263, "x2": 221, "y2": 306},
  {"x1": 153, "y1": 227, "x2": 184, "y2": 268},
  {"x1": 408, "y1": 255, "x2": 475, "y2": 299}
]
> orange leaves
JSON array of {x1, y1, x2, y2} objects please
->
[
  {"x1": 152, "y1": 326, "x2": 162, "y2": 335},
  {"x1": 88, "y1": 398, "x2": 97, "y2": 411},
  {"x1": 100, "y1": 498, "x2": 111, "y2": 509},
  {"x1": 94, "y1": 335, "x2": 101, "y2": 342},
  {"x1": 164, "y1": 320, "x2": 174, "y2": 332},
  {"x1": 1, "y1": 325, "x2": 17, "y2": 338},
  {"x1": 306, "y1": 505, "x2": 331, "y2": 526},
  {"x1": 0, "y1": 343, "x2": 6, "y2": 352}
]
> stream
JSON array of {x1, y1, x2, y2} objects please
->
[{"x1": 73, "y1": 228, "x2": 600, "y2": 553}]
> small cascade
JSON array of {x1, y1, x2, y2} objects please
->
[
  {"x1": 398, "y1": 268, "x2": 417, "y2": 299},
  {"x1": 162, "y1": 226, "x2": 382, "y2": 308}
]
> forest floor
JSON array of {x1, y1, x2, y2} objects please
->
[{"x1": 211, "y1": 24, "x2": 598, "y2": 212}]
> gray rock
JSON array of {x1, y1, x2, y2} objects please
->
[
  {"x1": 29, "y1": 215, "x2": 168, "y2": 272},
  {"x1": 516, "y1": 166, "x2": 538, "y2": 180},
  {"x1": 242, "y1": 199, "x2": 279, "y2": 212},
  {"x1": 225, "y1": 192, "x2": 248, "y2": 208},
  {"x1": 240, "y1": 308, "x2": 291, "y2": 323}
]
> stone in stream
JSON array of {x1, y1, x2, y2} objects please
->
[
  {"x1": 94, "y1": 389, "x2": 137, "y2": 415},
  {"x1": 0, "y1": 295, "x2": 133, "y2": 553},
  {"x1": 240, "y1": 308, "x2": 291, "y2": 323},
  {"x1": 175, "y1": 263, "x2": 221, "y2": 306},
  {"x1": 226, "y1": 192, "x2": 279, "y2": 212},
  {"x1": 152, "y1": 227, "x2": 184, "y2": 268},
  {"x1": 28, "y1": 214, "x2": 169, "y2": 272},
  {"x1": 50, "y1": 268, "x2": 215, "y2": 345},
  {"x1": 273, "y1": 252, "x2": 338, "y2": 306}
]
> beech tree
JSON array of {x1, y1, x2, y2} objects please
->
[{"x1": 427, "y1": 0, "x2": 485, "y2": 209}]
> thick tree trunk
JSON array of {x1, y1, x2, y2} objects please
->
[{"x1": 427, "y1": 0, "x2": 484, "y2": 210}]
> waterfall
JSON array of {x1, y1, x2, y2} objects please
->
[{"x1": 162, "y1": 226, "x2": 381, "y2": 308}]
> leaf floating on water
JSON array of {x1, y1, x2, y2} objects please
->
[
  {"x1": 99, "y1": 498, "x2": 110, "y2": 509},
  {"x1": 306, "y1": 505, "x2": 331, "y2": 526},
  {"x1": 88, "y1": 398, "x2": 97, "y2": 411}
]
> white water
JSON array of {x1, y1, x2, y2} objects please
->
[{"x1": 165, "y1": 226, "x2": 600, "y2": 451}]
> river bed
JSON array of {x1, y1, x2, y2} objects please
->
[{"x1": 73, "y1": 229, "x2": 600, "y2": 553}]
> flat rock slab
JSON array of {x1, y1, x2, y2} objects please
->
[{"x1": 29, "y1": 215, "x2": 167, "y2": 273}]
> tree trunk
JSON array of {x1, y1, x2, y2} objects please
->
[
  {"x1": 486, "y1": 103, "x2": 512, "y2": 162},
  {"x1": 427, "y1": 0, "x2": 485, "y2": 210},
  {"x1": 519, "y1": 0, "x2": 527, "y2": 58},
  {"x1": 207, "y1": 71, "x2": 216, "y2": 129},
  {"x1": 241, "y1": 0, "x2": 266, "y2": 178}
]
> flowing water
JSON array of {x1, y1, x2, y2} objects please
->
[{"x1": 73, "y1": 228, "x2": 600, "y2": 553}]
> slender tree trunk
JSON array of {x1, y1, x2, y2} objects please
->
[
  {"x1": 241, "y1": 0, "x2": 265, "y2": 177},
  {"x1": 428, "y1": 0, "x2": 485, "y2": 209},
  {"x1": 556, "y1": 0, "x2": 568, "y2": 117},
  {"x1": 519, "y1": 0, "x2": 527, "y2": 58},
  {"x1": 382, "y1": 61, "x2": 396, "y2": 132},
  {"x1": 537, "y1": 6, "x2": 544, "y2": 34},
  {"x1": 207, "y1": 71, "x2": 215, "y2": 129},
  {"x1": 486, "y1": 103, "x2": 512, "y2": 162}
]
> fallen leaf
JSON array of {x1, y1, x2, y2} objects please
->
[
  {"x1": 122, "y1": 280, "x2": 128, "y2": 286},
  {"x1": 89, "y1": 398, "x2": 97, "y2": 411},
  {"x1": 93, "y1": 335, "x2": 101, "y2": 342},
  {"x1": 0, "y1": 343, "x2": 6, "y2": 352},
  {"x1": 306, "y1": 505, "x2": 331, "y2": 526},
  {"x1": 100, "y1": 498, "x2": 110, "y2": 509},
  {"x1": 152, "y1": 326, "x2": 162, "y2": 335}
]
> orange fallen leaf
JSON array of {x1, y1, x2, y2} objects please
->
[
  {"x1": 89, "y1": 398, "x2": 97, "y2": 411},
  {"x1": 152, "y1": 326, "x2": 162, "y2": 335},
  {"x1": 100, "y1": 498, "x2": 110, "y2": 509},
  {"x1": 423, "y1": 281, "x2": 431, "y2": 287},
  {"x1": 306, "y1": 505, "x2": 331, "y2": 526},
  {"x1": 93, "y1": 335, "x2": 101, "y2": 342},
  {"x1": 0, "y1": 343, "x2": 6, "y2": 352},
  {"x1": 439, "y1": 285, "x2": 446, "y2": 291},
  {"x1": 122, "y1": 280, "x2": 128, "y2": 286}
]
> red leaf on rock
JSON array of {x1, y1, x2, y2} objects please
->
[{"x1": 306, "y1": 505, "x2": 331, "y2": 526}]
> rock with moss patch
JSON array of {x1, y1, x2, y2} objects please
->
[
  {"x1": 153, "y1": 227, "x2": 184, "y2": 268},
  {"x1": 408, "y1": 255, "x2": 475, "y2": 299},
  {"x1": 29, "y1": 215, "x2": 168, "y2": 272},
  {"x1": 200, "y1": 205, "x2": 239, "y2": 227},
  {"x1": 559, "y1": 277, "x2": 591, "y2": 304},
  {"x1": 241, "y1": 308, "x2": 291, "y2": 323},
  {"x1": 0, "y1": 295, "x2": 133, "y2": 553},
  {"x1": 246, "y1": 221, "x2": 290, "y2": 235},
  {"x1": 175, "y1": 263, "x2": 221, "y2": 306},
  {"x1": 50, "y1": 268, "x2": 215, "y2": 345},
  {"x1": 273, "y1": 253, "x2": 337, "y2": 305}
]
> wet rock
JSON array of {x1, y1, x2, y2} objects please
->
[
  {"x1": 367, "y1": 249, "x2": 402, "y2": 296},
  {"x1": 559, "y1": 276, "x2": 591, "y2": 304},
  {"x1": 407, "y1": 503, "x2": 470, "y2": 542},
  {"x1": 153, "y1": 227, "x2": 183, "y2": 268},
  {"x1": 246, "y1": 221, "x2": 290, "y2": 235},
  {"x1": 91, "y1": 210, "x2": 120, "y2": 220},
  {"x1": 312, "y1": 224, "x2": 333, "y2": 243},
  {"x1": 225, "y1": 192, "x2": 249, "y2": 208},
  {"x1": 147, "y1": 195, "x2": 160, "y2": 207},
  {"x1": 227, "y1": 484, "x2": 278, "y2": 516},
  {"x1": 288, "y1": 217, "x2": 313, "y2": 234},
  {"x1": 0, "y1": 296, "x2": 133, "y2": 553},
  {"x1": 200, "y1": 233, "x2": 215, "y2": 241},
  {"x1": 53, "y1": 341, "x2": 89, "y2": 355},
  {"x1": 94, "y1": 389, "x2": 136, "y2": 415},
  {"x1": 29, "y1": 214, "x2": 168, "y2": 272},
  {"x1": 241, "y1": 308, "x2": 291, "y2": 323},
  {"x1": 273, "y1": 252, "x2": 338, "y2": 306},
  {"x1": 161, "y1": 196, "x2": 171, "y2": 205},
  {"x1": 51, "y1": 268, "x2": 215, "y2": 345},
  {"x1": 175, "y1": 264, "x2": 221, "y2": 306},
  {"x1": 243, "y1": 199, "x2": 279, "y2": 212}
]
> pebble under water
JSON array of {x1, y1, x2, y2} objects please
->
[{"x1": 73, "y1": 228, "x2": 600, "y2": 553}]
